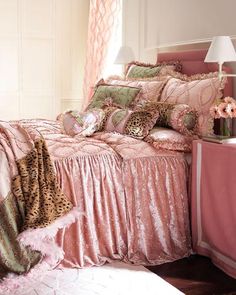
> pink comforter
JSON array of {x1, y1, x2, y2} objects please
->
[{"x1": 1, "y1": 119, "x2": 191, "y2": 268}]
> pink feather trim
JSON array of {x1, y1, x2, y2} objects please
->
[{"x1": 0, "y1": 207, "x2": 82, "y2": 295}]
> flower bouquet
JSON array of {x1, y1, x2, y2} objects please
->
[{"x1": 210, "y1": 97, "x2": 236, "y2": 137}]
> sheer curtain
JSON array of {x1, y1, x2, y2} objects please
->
[{"x1": 82, "y1": 0, "x2": 122, "y2": 109}]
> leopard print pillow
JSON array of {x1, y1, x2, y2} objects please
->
[{"x1": 101, "y1": 107, "x2": 159, "y2": 139}]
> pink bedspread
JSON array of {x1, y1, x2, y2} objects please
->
[{"x1": 2, "y1": 119, "x2": 191, "y2": 268}]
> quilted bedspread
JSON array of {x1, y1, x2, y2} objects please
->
[{"x1": 0, "y1": 119, "x2": 191, "y2": 294}]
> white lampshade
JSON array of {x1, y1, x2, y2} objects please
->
[
  {"x1": 114, "y1": 46, "x2": 135, "y2": 64},
  {"x1": 205, "y1": 36, "x2": 236, "y2": 64}
]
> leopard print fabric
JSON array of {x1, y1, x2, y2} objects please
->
[
  {"x1": 137, "y1": 101, "x2": 198, "y2": 135},
  {"x1": 124, "y1": 111, "x2": 157, "y2": 138},
  {"x1": 137, "y1": 102, "x2": 175, "y2": 125},
  {"x1": 155, "y1": 103, "x2": 174, "y2": 126},
  {"x1": 12, "y1": 139, "x2": 73, "y2": 231}
]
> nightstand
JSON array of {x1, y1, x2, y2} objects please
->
[{"x1": 191, "y1": 139, "x2": 236, "y2": 279}]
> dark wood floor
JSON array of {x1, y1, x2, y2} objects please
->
[{"x1": 147, "y1": 255, "x2": 236, "y2": 295}]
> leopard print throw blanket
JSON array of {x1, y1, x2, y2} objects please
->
[
  {"x1": 0, "y1": 121, "x2": 78, "y2": 294},
  {"x1": 12, "y1": 138, "x2": 73, "y2": 230}
]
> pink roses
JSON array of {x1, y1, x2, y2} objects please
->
[{"x1": 210, "y1": 97, "x2": 236, "y2": 119}]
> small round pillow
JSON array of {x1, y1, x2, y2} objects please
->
[
  {"x1": 145, "y1": 127, "x2": 196, "y2": 152},
  {"x1": 58, "y1": 108, "x2": 105, "y2": 137}
]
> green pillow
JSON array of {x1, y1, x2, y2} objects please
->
[
  {"x1": 87, "y1": 85, "x2": 141, "y2": 109},
  {"x1": 125, "y1": 61, "x2": 182, "y2": 79},
  {"x1": 127, "y1": 65, "x2": 162, "y2": 78}
]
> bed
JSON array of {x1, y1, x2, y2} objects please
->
[{"x1": 0, "y1": 49, "x2": 233, "y2": 293}]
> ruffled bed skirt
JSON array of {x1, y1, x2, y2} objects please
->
[{"x1": 54, "y1": 152, "x2": 191, "y2": 268}]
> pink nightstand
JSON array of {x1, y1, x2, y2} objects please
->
[{"x1": 191, "y1": 139, "x2": 236, "y2": 279}]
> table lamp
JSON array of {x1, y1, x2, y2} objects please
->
[
  {"x1": 114, "y1": 46, "x2": 135, "y2": 65},
  {"x1": 205, "y1": 36, "x2": 236, "y2": 79}
]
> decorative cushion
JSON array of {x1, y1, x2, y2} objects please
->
[
  {"x1": 101, "y1": 106, "x2": 159, "y2": 139},
  {"x1": 138, "y1": 101, "x2": 198, "y2": 136},
  {"x1": 105, "y1": 76, "x2": 169, "y2": 106},
  {"x1": 86, "y1": 84, "x2": 141, "y2": 110},
  {"x1": 125, "y1": 61, "x2": 182, "y2": 79},
  {"x1": 59, "y1": 108, "x2": 105, "y2": 136},
  {"x1": 160, "y1": 71, "x2": 226, "y2": 136},
  {"x1": 145, "y1": 127, "x2": 195, "y2": 152}
]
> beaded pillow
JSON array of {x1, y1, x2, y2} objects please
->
[
  {"x1": 125, "y1": 61, "x2": 182, "y2": 79},
  {"x1": 160, "y1": 71, "x2": 226, "y2": 136},
  {"x1": 59, "y1": 108, "x2": 105, "y2": 137},
  {"x1": 145, "y1": 127, "x2": 195, "y2": 152},
  {"x1": 86, "y1": 84, "x2": 141, "y2": 110},
  {"x1": 138, "y1": 101, "x2": 198, "y2": 136},
  {"x1": 101, "y1": 106, "x2": 159, "y2": 139},
  {"x1": 105, "y1": 76, "x2": 169, "y2": 106}
]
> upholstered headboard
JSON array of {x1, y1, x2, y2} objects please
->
[{"x1": 157, "y1": 49, "x2": 233, "y2": 97}]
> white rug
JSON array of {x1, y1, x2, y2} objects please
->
[{"x1": 5, "y1": 262, "x2": 183, "y2": 295}]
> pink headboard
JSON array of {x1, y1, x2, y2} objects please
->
[{"x1": 157, "y1": 49, "x2": 233, "y2": 97}]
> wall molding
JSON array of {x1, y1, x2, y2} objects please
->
[
  {"x1": 145, "y1": 35, "x2": 236, "y2": 51},
  {"x1": 0, "y1": 0, "x2": 88, "y2": 119},
  {"x1": 141, "y1": 0, "x2": 236, "y2": 52}
]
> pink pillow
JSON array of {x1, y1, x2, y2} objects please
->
[
  {"x1": 59, "y1": 109, "x2": 105, "y2": 136},
  {"x1": 102, "y1": 107, "x2": 159, "y2": 139},
  {"x1": 106, "y1": 76, "x2": 169, "y2": 106},
  {"x1": 145, "y1": 127, "x2": 196, "y2": 152},
  {"x1": 160, "y1": 72, "x2": 226, "y2": 136}
]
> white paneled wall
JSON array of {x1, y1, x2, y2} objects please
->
[
  {"x1": 59, "y1": 0, "x2": 89, "y2": 113},
  {"x1": 123, "y1": 0, "x2": 236, "y2": 96},
  {"x1": 123, "y1": 0, "x2": 236, "y2": 59},
  {"x1": 122, "y1": 0, "x2": 158, "y2": 64},
  {"x1": 0, "y1": 0, "x2": 89, "y2": 120}
]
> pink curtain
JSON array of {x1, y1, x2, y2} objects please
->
[{"x1": 82, "y1": 0, "x2": 121, "y2": 110}]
